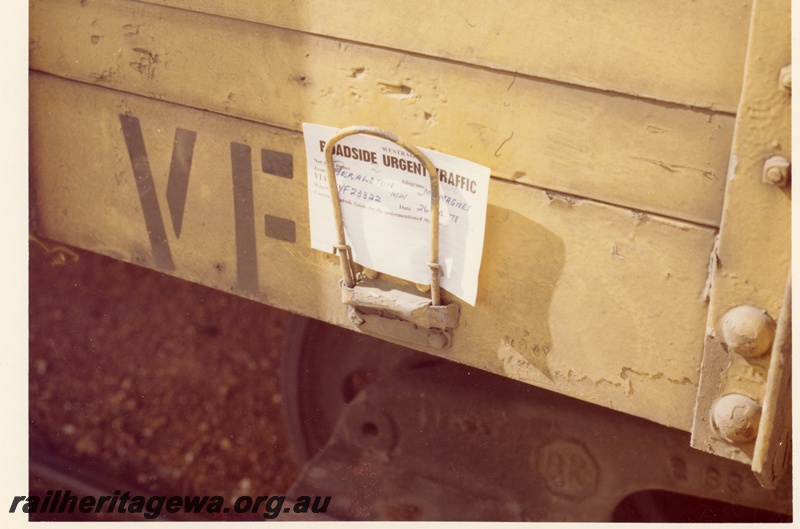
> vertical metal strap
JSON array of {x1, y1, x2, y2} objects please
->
[
  {"x1": 752, "y1": 274, "x2": 792, "y2": 488},
  {"x1": 323, "y1": 126, "x2": 443, "y2": 306}
]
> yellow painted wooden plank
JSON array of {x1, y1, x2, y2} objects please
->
[
  {"x1": 31, "y1": 73, "x2": 718, "y2": 431},
  {"x1": 138, "y1": 0, "x2": 751, "y2": 113},
  {"x1": 29, "y1": 0, "x2": 732, "y2": 227}
]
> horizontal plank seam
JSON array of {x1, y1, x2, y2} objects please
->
[
  {"x1": 500, "y1": 179, "x2": 720, "y2": 231},
  {"x1": 130, "y1": 0, "x2": 739, "y2": 117},
  {"x1": 29, "y1": 68, "x2": 721, "y2": 232}
]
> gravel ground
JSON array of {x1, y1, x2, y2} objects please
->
[{"x1": 28, "y1": 240, "x2": 300, "y2": 521}]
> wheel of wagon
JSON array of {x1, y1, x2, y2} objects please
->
[
  {"x1": 280, "y1": 315, "x2": 440, "y2": 465},
  {"x1": 280, "y1": 317, "x2": 791, "y2": 523}
]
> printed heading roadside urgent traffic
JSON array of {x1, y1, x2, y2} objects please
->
[{"x1": 303, "y1": 123, "x2": 490, "y2": 305}]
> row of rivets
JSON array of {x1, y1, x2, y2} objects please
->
[{"x1": 711, "y1": 306, "x2": 775, "y2": 444}]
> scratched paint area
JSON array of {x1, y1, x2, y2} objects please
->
[
  {"x1": 482, "y1": 187, "x2": 715, "y2": 429},
  {"x1": 139, "y1": 0, "x2": 752, "y2": 113},
  {"x1": 29, "y1": 0, "x2": 733, "y2": 226}
]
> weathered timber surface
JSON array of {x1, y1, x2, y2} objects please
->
[
  {"x1": 29, "y1": 0, "x2": 733, "y2": 226},
  {"x1": 139, "y1": 0, "x2": 751, "y2": 112},
  {"x1": 31, "y1": 73, "x2": 717, "y2": 431}
]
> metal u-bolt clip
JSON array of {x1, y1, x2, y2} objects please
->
[{"x1": 323, "y1": 126, "x2": 443, "y2": 306}]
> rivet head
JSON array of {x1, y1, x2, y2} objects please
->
[
  {"x1": 766, "y1": 166, "x2": 785, "y2": 184},
  {"x1": 762, "y1": 156, "x2": 791, "y2": 187},
  {"x1": 711, "y1": 394, "x2": 761, "y2": 443},
  {"x1": 720, "y1": 305, "x2": 775, "y2": 358}
]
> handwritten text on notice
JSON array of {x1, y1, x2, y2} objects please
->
[{"x1": 303, "y1": 123, "x2": 490, "y2": 305}]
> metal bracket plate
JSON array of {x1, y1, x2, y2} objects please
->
[
  {"x1": 323, "y1": 126, "x2": 460, "y2": 348},
  {"x1": 342, "y1": 278, "x2": 460, "y2": 349},
  {"x1": 690, "y1": 0, "x2": 791, "y2": 485}
]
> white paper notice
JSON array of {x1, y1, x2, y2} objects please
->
[{"x1": 303, "y1": 123, "x2": 489, "y2": 306}]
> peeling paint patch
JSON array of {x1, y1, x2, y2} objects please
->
[
  {"x1": 702, "y1": 234, "x2": 721, "y2": 302},
  {"x1": 551, "y1": 366, "x2": 695, "y2": 398},
  {"x1": 545, "y1": 190, "x2": 580, "y2": 207},
  {"x1": 123, "y1": 24, "x2": 140, "y2": 37},
  {"x1": 562, "y1": 369, "x2": 631, "y2": 395},
  {"x1": 610, "y1": 242, "x2": 644, "y2": 260},
  {"x1": 130, "y1": 47, "x2": 158, "y2": 79},
  {"x1": 726, "y1": 154, "x2": 739, "y2": 181},
  {"x1": 497, "y1": 340, "x2": 552, "y2": 381},
  {"x1": 91, "y1": 69, "x2": 116, "y2": 82},
  {"x1": 377, "y1": 81, "x2": 413, "y2": 99},
  {"x1": 626, "y1": 210, "x2": 649, "y2": 241},
  {"x1": 620, "y1": 367, "x2": 696, "y2": 387}
]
